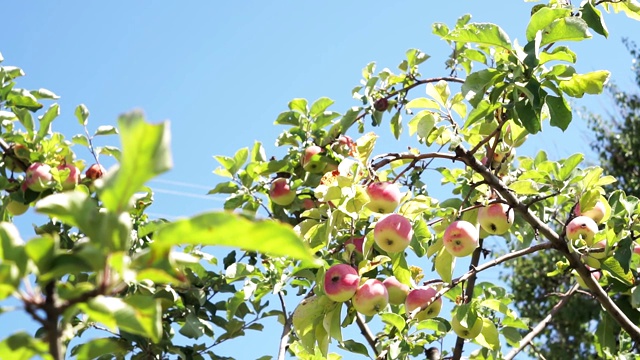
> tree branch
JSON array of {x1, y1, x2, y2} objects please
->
[
  {"x1": 452, "y1": 238, "x2": 483, "y2": 360},
  {"x1": 504, "y1": 283, "x2": 579, "y2": 360},
  {"x1": 453, "y1": 145, "x2": 640, "y2": 343},
  {"x1": 277, "y1": 292, "x2": 292, "y2": 360},
  {"x1": 355, "y1": 311, "x2": 379, "y2": 357},
  {"x1": 43, "y1": 281, "x2": 62, "y2": 360}
]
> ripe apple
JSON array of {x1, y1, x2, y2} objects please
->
[
  {"x1": 451, "y1": 314, "x2": 483, "y2": 339},
  {"x1": 344, "y1": 236, "x2": 364, "y2": 254},
  {"x1": 477, "y1": 203, "x2": 514, "y2": 235},
  {"x1": 374, "y1": 214, "x2": 413, "y2": 253},
  {"x1": 6, "y1": 200, "x2": 28, "y2": 216},
  {"x1": 269, "y1": 178, "x2": 296, "y2": 206},
  {"x1": 323, "y1": 264, "x2": 360, "y2": 302},
  {"x1": 566, "y1": 216, "x2": 598, "y2": 246},
  {"x1": 587, "y1": 240, "x2": 609, "y2": 260},
  {"x1": 85, "y1": 163, "x2": 105, "y2": 180},
  {"x1": 301, "y1": 146, "x2": 326, "y2": 173},
  {"x1": 574, "y1": 266, "x2": 601, "y2": 289},
  {"x1": 574, "y1": 201, "x2": 606, "y2": 224},
  {"x1": 382, "y1": 277, "x2": 410, "y2": 305},
  {"x1": 24, "y1": 162, "x2": 53, "y2": 192},
  {"x1": 332, "y1": 135, "x2": 355, "y2": 157},
  {"x1": 352, "y1": 279, "x2": 389, "y2": 316},
  {"x1": 443, "y1": 220, "x2": 479, "y2": 257},
  {"x1": 366, "y1": 182, "x2": 402, "y2": 214},
  {"x1": 302, "y1": 198, "x2": 317, "y2": 210},
  {"x1": 405, "y1": 286, "x2": 442, "y2": 320},
  {"x1": 57, "y1": 163, "x2": 80, "y2": 190}
]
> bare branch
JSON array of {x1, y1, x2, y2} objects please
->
[
  {"x1": 504, "y1": 283, "x2": 579, "y2": 360},
  {"x1": 277, "y1": 292, "x2": 292, "y2": 360},
  {"x1": 355, "y1": 310, "x2": 379, "y2": 357}
]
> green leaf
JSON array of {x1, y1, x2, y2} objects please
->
[
  {"x1": 36, "y1": 104, "x2": 59, "y2": 141},
  {"x1": 24, "y1": 236, "x2": 55, "y2": 275},
  {"x1": 99, "y1": 111, "x2": 172, "y2": 212},
  {"x1": 94, "y1": 125, "x2": 118, "y2": 136},
  {"x1": 30, "y1": 88, "x2": 59, "y2": 100},
  {"x1": 464, "y1": 100, "x2": 500, "y2": 128},
  {"x1": 559, "y1": 70, "x2": 610, "y2": 98},
  {"x1": 208, "y1": 181, "x2": 240, "y2": 195},
  {"x1": 75, "y1": 104, "x2": 90, "y2": 126},
  {"x1": 14, "y1": 109, "x2": 34, "y2": 137},
  {"x1": 526, "y1": 7, "x2": 572, "y2": 41},
  {"x1": 462, "y1": 69, "x2": 504, "y2": 106},
  {"x1": 0, "y1": 332, "x2": 48, "y2": 360},
  {"x1": 406, "y1": 48, "x2": 430, "y2": 68},
  {"x1": 392, "y1": 252, "x2": 412, "y2": 286},
  {"x1": 559, "y1": 153, "x2": 584, "y2": 180},
  {"x1": 515, "y1": 98, "x2": 541, "y2": 134},
  {"x1": 581, "y1": 0, "x2": 609, "y2": 37},
  {"x1": 390, "y1": 111, "x2": 402, "y2": 139},
  {"x1": 380, "y1": 312, "x2": 406, "y2": 332},
  {"x1": 153, "y1": 211, "x2": 319, "y2": 264},
  {"x1": 603, "y1": 1, "x2": 640, "y2": 21},
  {"x1": 179, "y1": 312, "x2": 207, "y2": 339},
  {"x1": 547, "y1": 95, "x2": 572, "y2": 131},
  {"x1": 540, "y1": 46, "x2": 577, "y2": 64},
  {"x1": 79, "y1": 295, "x2": 162, "y2": 343},
  {"x1": 289, "y1": 98, "x2": 308, "y2": 114},
  {"x1": 355, "y1": 132, "x2": 378, "y2": 163},
  {"x1": 442, "y1": 23, "x2": 512, "y2": 49},
  {"x1": 405, "y1": 98, "x2": 439, "y2": 110},
  {"x1": 274, "y1": 111, "x2": 300, "y2": 126},
  {"x1": 338, "y1": 340, "x2": 369, "y2": 358},
  {"x1": 595, "y1": 313, "x2": 617, "y2": 357},
  {"x1": 71, "y1": 338, "x2": 127, "y2": 359},
  {"x1": 501, "y1": 326, "x2": 523, "y2": 347},
  {"x1": 540, "y1": 17, "x2": 592, "y2": 47},
  {"x1": 601, "y1": 257, "x2": 634, "y2": 286},
  {"x1": 292, "y1": 296, "x2": 336, "y2": 354},
  {"x1": 435, "y1": 247, "x2": 455, "y2": 283},
  {"x1": 310, "y1": 97, "x2": 334, "y2": 118},
  {"x1": 71, "y1": 134, "x2": 89, "y2": 147},
  {"x1": 0, "y1": 223, "x2": 27, "y2": 275},
  {"x1": 476, "y1": 318, "x2": 500, "y2": 350},
  {"x1": 7, "y1": 89, "x2": 43, "y2": 111},
  {"x1": 408, "y1": 110, "x2": 436, "y2": 139},
  {"x1": 426, "y1": 80, "x2": 450, "y2": 108}
]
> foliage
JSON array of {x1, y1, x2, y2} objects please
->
[{"x1": 0, "y1": 1, "x2": 640, "y2": 360}]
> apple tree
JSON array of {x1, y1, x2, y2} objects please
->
[{"x1": 2, "y1": 1, "x2": 640, "y2": 359}]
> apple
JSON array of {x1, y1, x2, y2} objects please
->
[
  {"x1": 301, "y1": 146, "x2": 326, "y2": 173},
  {"x1": 587, "y1": 240, "x2": 609, "y2": 260},
  {"x1": 382, "y1": 277, "x2": 410, "y2": 305},
  {"x1": 405, "y1": 286, "x2": 442, "y2": 320},
  {"x1": 566, "y1": 216, "x2": 598, "y2": 246},
  {"x1": 574, "y1": 266, "x2": 601, "y2": 289},
  {"x1": 451, "y1": 314, "x2": 483, "y2": 339},
  {"x1": 332, "y1": 135, "x2": 355, "y2": 157},
  {"x1": 344, "y1": 236, "x2": 364, "y2": 254},
  {"x1": 323, "y1": 264, "x2": 360, "y2": 302},
  {"x1": 269, "y1": 178, "x2": 296, "y2": 206},
  {"x1": 477, "y1": 203, "x2": 514, "y2": 235},
  {"x1": 6, "y1": 200, "x2": 28, "y2": 216},
  {"x1": 374, "y1": 214, "x2": 413, "y2": 253},
  {"x1": 366, "y1": 182, "x2": 402, "y2": 214},
  {"x1": 443, "y1": 220, "x2": 479, "y2": 257},
  {"x1": 85, "y1": 163, "x2": 105, "y2": 180},
  {"x1": 352, "y1": 279, "x2": 389, "y2": 316},
  {"x1": 24, "y1": 162, "x2": 53, "y2": 192},
  {"x1": 57, "y1": 163, "x2": 80, "y2": 190},
  {"x1": 574, "y1": 201, "x2": 606, "y2": 224}
]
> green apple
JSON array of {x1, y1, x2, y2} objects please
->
[
  {"x1": 451, "y1": 314, "x2": 483, "y2": 339},
  {"x1": 6, "y1": 200, "x2": 28, "y2": 216},
  {"x1": 301, "y1": 146, "x2": 327, "y2": 173}
]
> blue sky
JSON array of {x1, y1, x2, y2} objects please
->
[{"x1": 1, "y1": 1, "x2": 639, "y2": 358}]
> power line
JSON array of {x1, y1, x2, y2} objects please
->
[
  {"x1": 152, "y1": 188, "x2": 224, "y2": 201},
  {"x1": 149, "y1": 179, "x2": 212, "y2": 190}
]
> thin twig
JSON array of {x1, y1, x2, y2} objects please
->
[
  {"x1": 504, "y1": 283, "x2": 579, "y2": 360},
  {"x1": 452, "y1": 238, "x2": 483, "y2": 359},
  {"x1": 355, "y1": 311, "x2": 379, "y2": 357},
  {"x1": 277, "y1": 292, "x2": 292, "y2": 360}
]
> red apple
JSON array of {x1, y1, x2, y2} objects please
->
[
  {"x1": 85, "y1": 163, "x2": 105, "y2": 180},
  {"x1": 352, "y1": 279, "x2": 389, "y2": 316},
  {"x1": 366, "y1": 182, "x2": 402, "y2": 214},
  {"x1": 477, "y1": 203, "x2": 514, "y2": 235},
  {"x1": 374, "y1": 214, "x2": 413, "y2": 253},
  {"x1": 574, "y1": 201, "x2": 606, "y2": 224},
  {"x1": 566, "y1": 216, "x2": 598, "y2": 246},
  {"x1": 24, "y1": 162, "x2": 53, "y2": 192},
  {"x1": 57, "y1": 163, "x2": 80, "y2": 190},
  {"x1": 323, "y1": 264, "x2": 360, "y2": 302},
  {"x1": 443, "y1": 220, "x2": 479, "y2": 257},
  {"x1": 382, "y1": 277, "x2": 410, "y2": 305},
  {"x1": 344, "y1": 236, "x2": 364, "y2": 254},
  {"x1": 269, "y1": 178, "x2": 296, "y2": 206},
  {"x1": 302, "y1": 198, "x2": 317, "y2": 210},
  {"x1": 405, "y1": 286, "x2": 442, "y2": 320}
]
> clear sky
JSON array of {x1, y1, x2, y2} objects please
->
[{"x1": 1, "y1": 1, "x2": 639, "y2": 358}]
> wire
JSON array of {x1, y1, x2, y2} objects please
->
[
  {"x1": 149, "y1": 179, "x2": 212, "y2": 190},
  {"x1": 152, "y1": 188, "x2": 224, "y2": 201}
]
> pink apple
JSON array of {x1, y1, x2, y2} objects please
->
[
  {"x1": 301, "y1": 145, "x2": 326, "y2": 173},
  {"x1": 566, "y1": 216, "x2": 598, "y2": 246},
  {"x1": 24, "y1": 162, "x2": 53, "y2": 192},
  {"x1": 302, "y1": 198, "x2": 317, "y2": 210},
  {"x1": 574, "y1": 266, "x2": 602, "y2": 289},
  {"x1": 477, "y1": 203, "x2": 514, "y2": 235},
  {"x1": 323, "y1": 264, "x2": 360, "y2": 302},
  {"x1": 382, "y1": 277, "x2": 410, "y2": 305},
  {"x1": 405, "y1": 286, "x2": 442, "y2": 320},
  {"x1": 374, "y1": 214, "x2": 413, "y2": 253},
  {"x1": 57, "y1": 163, "x2": 80, "y2": 190},
  {"x1": 634, "y1": 244, "x2": 640, "y2": 256},
  {"x1": 345, "y1": 236, "x2": 364, "y2": 254},
  {"x1": 574, "y1": 201, "x2": 606, "y2": 224},
  {"x1": 587, "y1": 240, "x2": 609, "y2": 260},
  {"x1": 366, "y1": 182, "x2": 402, "y2": 214},
  {"x1": 443, "y1": 220, "x2": 479, "y2": 257},
  {"x1": 332, "y1": 135, "x2": 355, "y2": 157},
  {"x1": 352, "y1": 279, "x2": 389, "y2": 316},
  {"x1": 269, "y1": 178, "x2": 296, "y2": 206}
]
